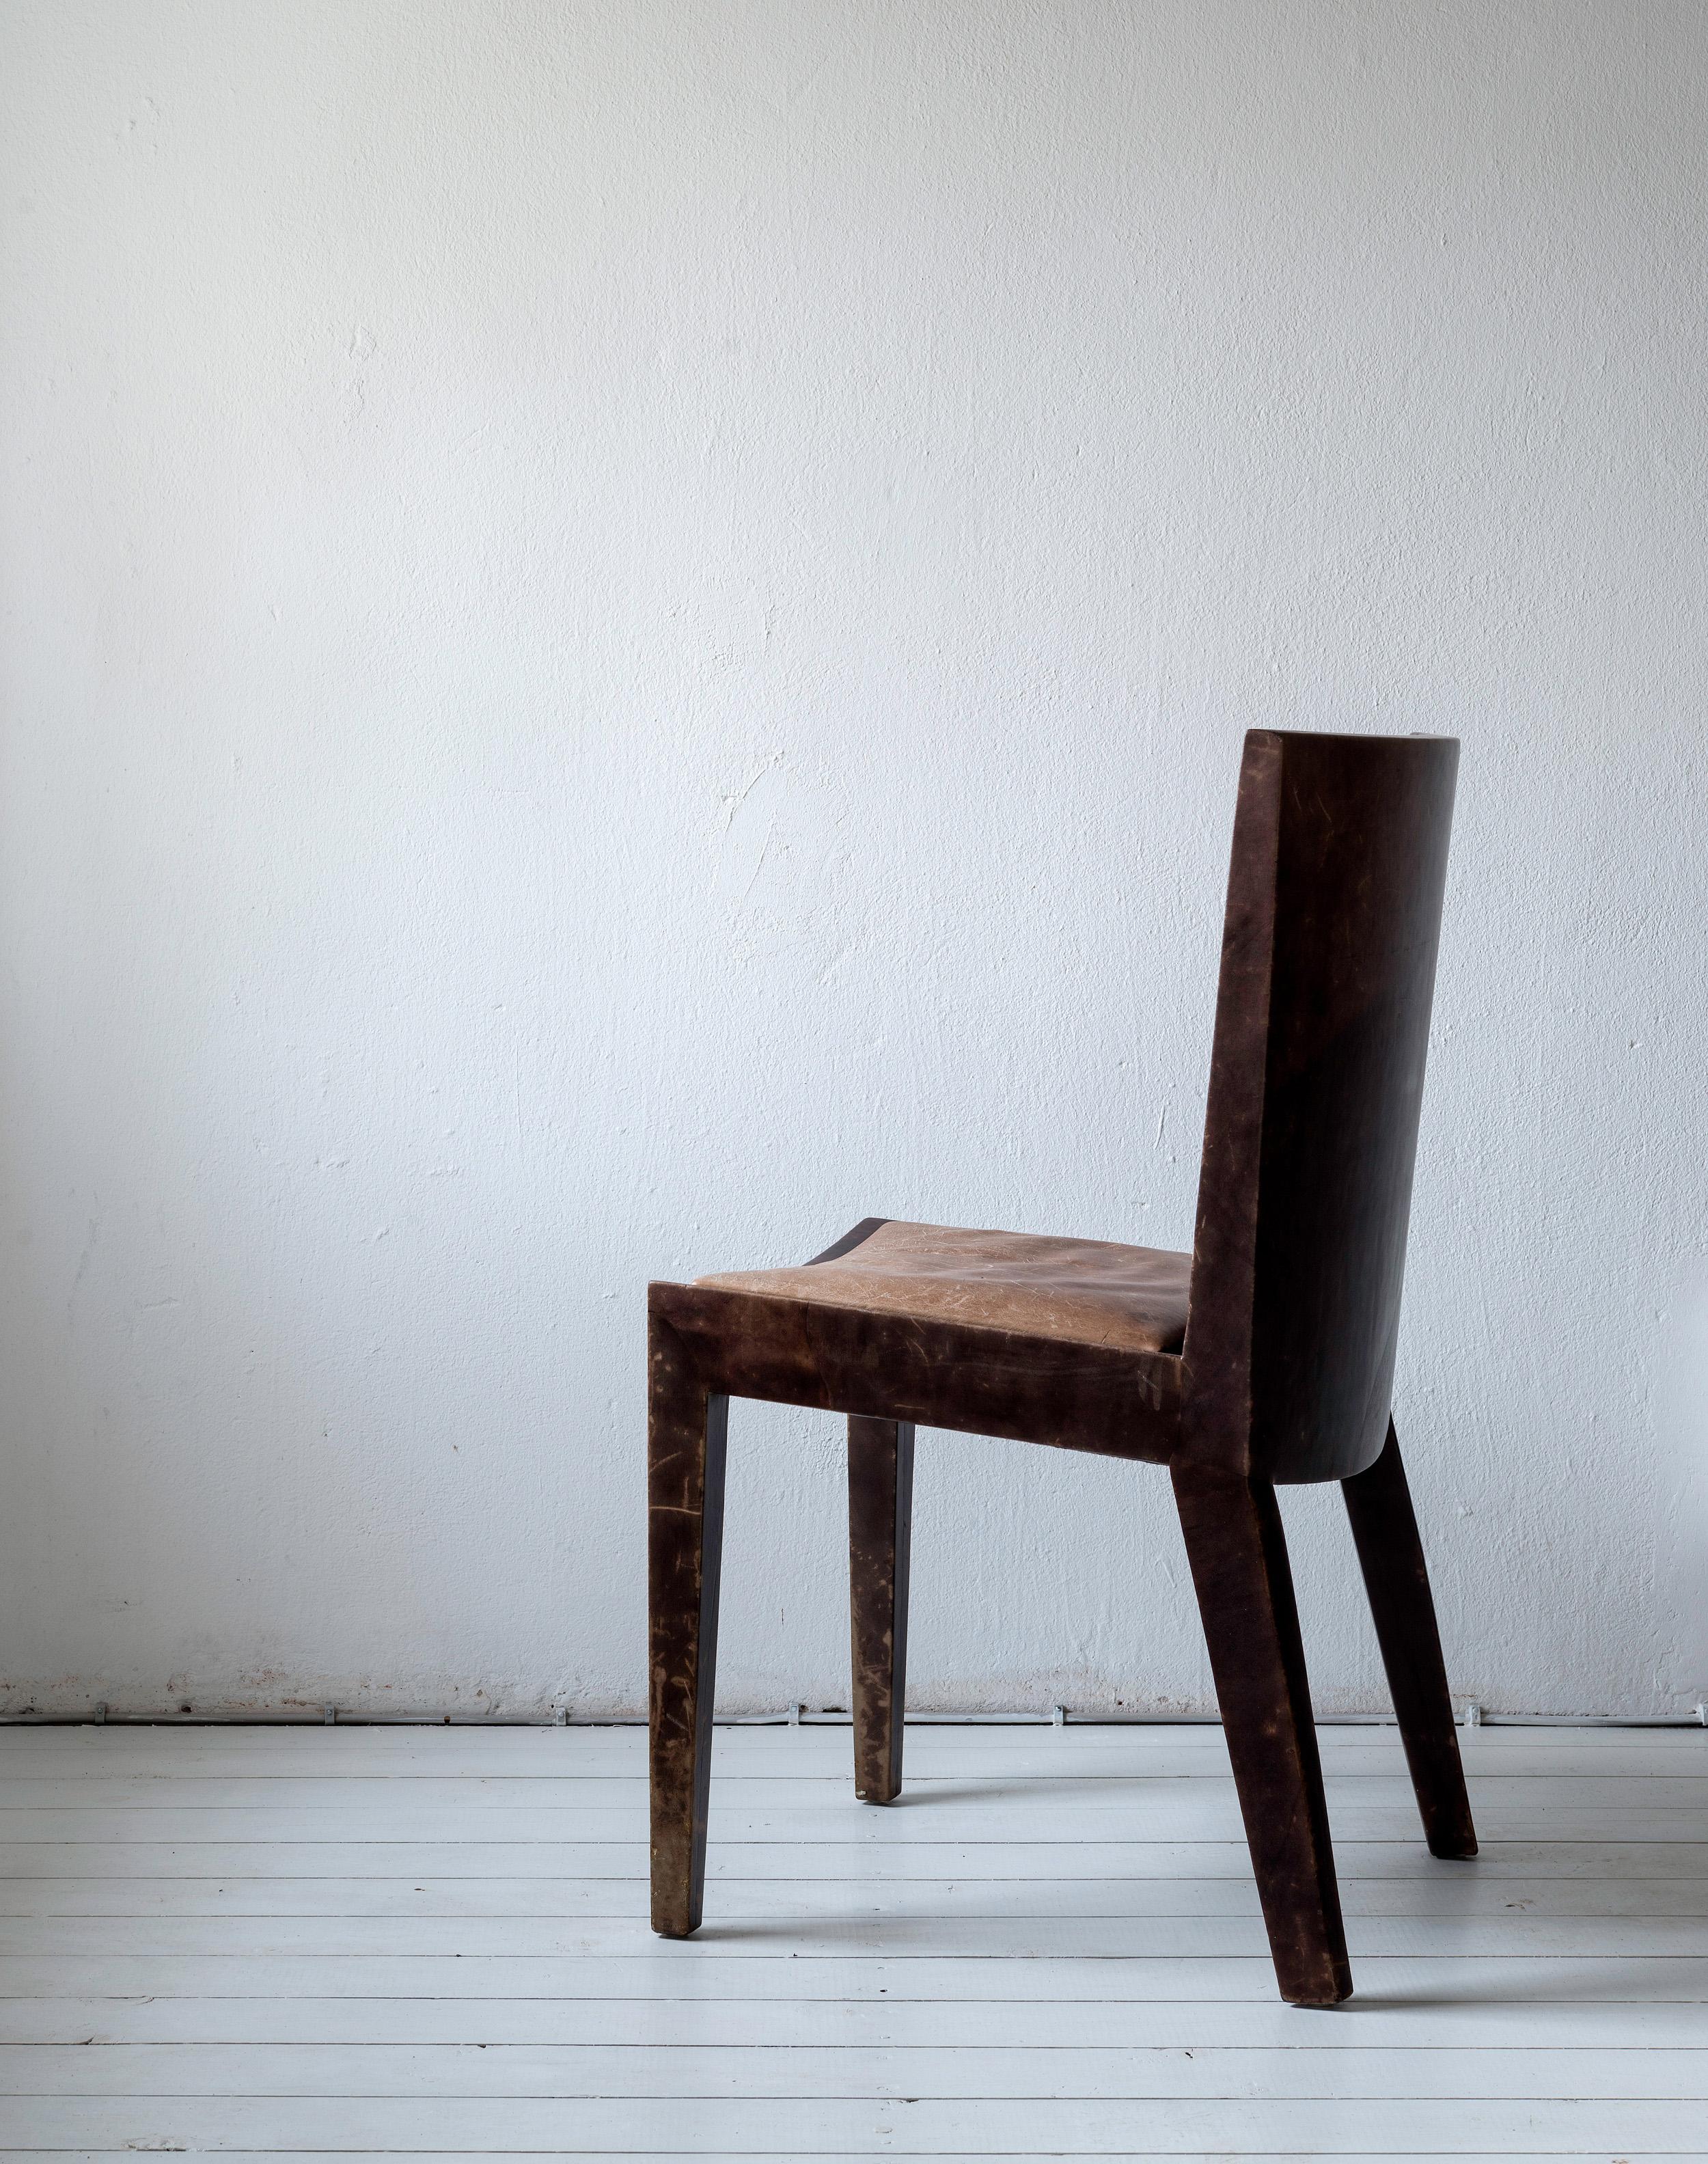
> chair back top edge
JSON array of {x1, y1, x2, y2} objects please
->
[{"x1": 1184, "y1": 728, "x2": 1459, "y2": 1483}]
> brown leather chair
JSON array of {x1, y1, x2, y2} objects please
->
[{"x1": 646, "y1": 728, "x2": 1476, "y2": 2006}]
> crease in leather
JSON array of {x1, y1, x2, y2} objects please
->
[{"x1": 695, "y1": 1219, "x2": 1191, "y2": 1356}]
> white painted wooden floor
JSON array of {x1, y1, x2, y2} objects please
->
[{"x1": 0, "y1": 1721, "x2": 1704, "y2": 2159}]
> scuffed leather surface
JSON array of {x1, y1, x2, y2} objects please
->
[{"x1": 697, "y1": 1219, "x2": 1190, "y2": 1355}]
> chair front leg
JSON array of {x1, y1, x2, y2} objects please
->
[
  {"x1": 1342, "y1": 1420, "x2": 1477, "y2": 1859},
  {"x1": 848, "y1": 1416, "x2": 915, "y2": 1803},
  {"x1": 1172, "y1": 1464, "x2": 1352, "y2": 2006},
  {"x1": 648, "y1": 1310, "x2": 729, "y2": 1936}
]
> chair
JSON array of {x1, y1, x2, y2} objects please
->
[{"x1": 646, "y1": 727, "x2": 1476, "y2": 2006}]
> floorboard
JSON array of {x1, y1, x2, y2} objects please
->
[{"x1": 0, "y1": 1723, "x2": 1701, "y2": 2156}]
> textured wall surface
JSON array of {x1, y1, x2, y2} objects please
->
[{"x1": 3, "y1": 1, "x2": 1706, "y2": 1719}]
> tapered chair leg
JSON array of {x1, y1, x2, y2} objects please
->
[
  {"x1": 648, "y1": 1311, "x2": 730, "y2": 1936},
  {"x1": 1342, "y1": 1421, "x2": 1478, "y2": 1859},
  {"x1": 1173, "y1": 1465, "x2": 1352, "y2": 2006},
  {"x1": 848, "y1": 1416, "x2": 915, "y2": 1803}
]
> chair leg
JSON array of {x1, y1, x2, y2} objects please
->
[
  {"x1": 1172, "y1": 1464, "x2": 1352, "y2": 2006},
  {"x1": 848, "y1": 1416, "x2": 915, "y2": 1803},
  {"x1": 648, "y1": 1311, "x2": 729, "y2": 1936},
  {"x1": 1342, "y1": 1420, "x2": 1478, "y2": 1860}
]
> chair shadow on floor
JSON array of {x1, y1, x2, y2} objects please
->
[
  {"x1": 1351, "y1": 1959, "x2": 1696, "y2": 2008},
  {"x1": 686, "y1": 1903, "x2": 1696, "y2": 2015},
  {"x1": 683, "y1": 1746, "x2": 1705, "y2": 2015}
]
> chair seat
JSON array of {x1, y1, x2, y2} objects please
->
[{"x1": 695, "y1": 1218, "x2": 1192, "y2": 1356}]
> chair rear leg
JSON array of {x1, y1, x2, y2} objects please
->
[
  {"x1": 1173, "y1": 1464, "x2": 1352, "y2": 2006},
  {"x1": 648, "y1": 1310, "x2": 729, "y2": 1936},
  {"x1": 848, "y1": 1416, "x2": 914, "y2": 1803},
  {"x1": 1342, "y1": 1420, "x2": 1477, "y2": 1859}
]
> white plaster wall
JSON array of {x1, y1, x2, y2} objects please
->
[{"x1": 3, "y1": 0, "x2": 1705, "y2": 1720}]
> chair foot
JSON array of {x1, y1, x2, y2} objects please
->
[
  {"x1": 1173, "y1": 1464, "x2": 1353, "y2": 2006},
  {"x1": 648, "y1": 1310, "x2": 729, "y2": 1936},
  {"x1": 1343, "y1": 1421, "x2": 1478, "y2": 1859},
  {"x1": 849, "y1": 1416, "x2": 914, "y2": 1803}
]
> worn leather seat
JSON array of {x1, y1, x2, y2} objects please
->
[{"x1": 695, "y1": 1216, "x2": 1192, "y2": 1356}]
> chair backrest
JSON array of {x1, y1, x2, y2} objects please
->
[{"x1": 1183, "y1": 730, "x2": 1459, "y2": 1483}]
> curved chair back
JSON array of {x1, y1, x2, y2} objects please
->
[{"x1": 1184, "y1": 730, "x2": 1459, "y2": 1482}]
